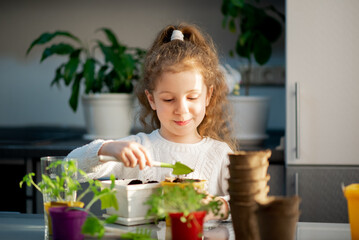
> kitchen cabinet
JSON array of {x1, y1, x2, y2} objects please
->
[
  {"x1": 286, "y1": 166, "x2": 359, "y2": 223},
  {"x1": 286, "y1": 0, "x2": 359, "y2": 166},
  {"x1": 286, "y1": 0, "x2": 359, "y2": 223}
]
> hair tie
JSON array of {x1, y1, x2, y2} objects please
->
[{"x1": 171, "y1": 30, "x2": 184, "y2": 41}]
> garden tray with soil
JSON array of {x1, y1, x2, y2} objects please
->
[{"x1": 101, "y1": 179, "x2": 161, "y2": 226}]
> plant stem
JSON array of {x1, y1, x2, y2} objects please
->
[
  {"x1": 77, "y1": 187, "x2": 91, "y2": 202},
  {"x1": 244, "y1": 59, "x2": 252, "y2": 96},
  {"x1": 85, "y1": 189, "x2": 116, "y2": 211},
  {"x1": 30, "y1": 179, "x2": 42, "y2": 193}
]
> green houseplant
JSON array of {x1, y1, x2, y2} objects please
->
[
  {"x1": 221, "y1": 0, "x2": 284, "y2": 95},
  {"x1": 27, "y1": 28, "x2": 146, "y2": 139},
  {"x1": 20, "y1": 159, "x2": 119, "y2": 239},
  {"x1": 26, "y1": 28, "x2": 146, "y2": 111},
  {"x1": 145, "y1": 185, "x2": 223, "y2": 240},
  {"x1": 221, "y1": 0, "x2": 285, "y2": 146}
]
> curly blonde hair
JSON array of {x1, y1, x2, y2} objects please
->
[{"x1": 135, "y1": 23, "x2": 236, "y2": 150}]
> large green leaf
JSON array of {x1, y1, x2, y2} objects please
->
[
  {"x1": 229, "y1": 18, "x2": 236, "y2": 33},
  {"x1": 221, "y1": 0, "x2": 239, "y2": 17},
  {"x1": 84, "y1": 59, "x2": 96, "y2": 94},
  {"x1": 104, "y1": 214, "x2": 118, "y2": 224},
  {"x1": 69, "y1": 73, "x2": 82, "y2": 112},
  {"x1": 119, "y1": 54, "x2": 135, "y2": 78},
  {"x1": 93, "y1": 65, "x2": 107, "y2": 92},
  {"x1": 26, "y1": 31, "x2": 80, "y2": 55},
  {"x1": 40, "y1": 43, "x2": 74, "y2": 62},
  {"x1": 98, "y1": 28, "x2": 120, "y2": 49},
  {"x1": 230, "y1": 0, "x2": 244, "y2": 7},
  {"x1": 253, "y1": 34, "x2": 271, "y2": 65},
  {"x1": 259, "y1": 15, "x2": 283, "y2": 42},
  {"x1": 50, "y1": 63, "x2": 65, "y2": 87},
  {"x1": 82, "y1": 217, "x2": 104, "y2": 237},
  {"x1": 99, "y1": 191, "x2": 119, "y2": 210},
  {"x1": 236, "y1": 32, "x2": 253, "y2": 59},
  {"x1": 97, "y1": 41, "x2": 115, "y2": 63},
  {"x1": 64, "y1": 49, "x2": 81, "y2": 85}
]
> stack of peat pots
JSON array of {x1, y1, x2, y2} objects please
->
[{"x1": 227, "y1": 149, "x2": 272, "y2": 240}]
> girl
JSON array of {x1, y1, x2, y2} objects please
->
[{"x1": 68, "y1": 23, "x2": 236, "y2": 221}]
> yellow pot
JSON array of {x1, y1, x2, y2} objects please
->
[{"x1": 160, "y1": 180, "x2": 207, "y2": 191}]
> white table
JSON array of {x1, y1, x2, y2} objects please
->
[
  {"x1": 296, "y1": 222, "x2": 351, "y2": 240},
  {"x1": 0, "y1": 212, "x2": 351, "y2": 240}
]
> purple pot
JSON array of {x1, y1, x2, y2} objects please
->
[{"x1": 49, "y1": 206, "x2": 88, "y2": 240}]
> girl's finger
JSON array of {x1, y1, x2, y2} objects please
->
[
  {"x1": 139, "y1": 146, "x2": 152, "y2": 167},
  {"x1": 125, "y1": 151, "x2": 138, "y2": 168},
  {"x1": 120, "y1": 152, "x2": 130, "y2": 167},
  {"x1": 132, "y1": 147, "x2": 147, "y2": 170}
]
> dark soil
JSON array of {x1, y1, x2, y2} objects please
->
[
  {"x1": 128, "y1": 180, "x2": 143, "y2": 185},
  {"x1": 147, "y1": 180, "x2": 159, "y2": 184},
  {"x1": 127, "y1": 180, "x2": 159, "y2": 185},
  {"x1": 172, "y1": 178, "x2": 201, "y2": 183}
]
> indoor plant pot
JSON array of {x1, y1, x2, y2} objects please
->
[
  {"x1": 49, "y1": 206, "x2": 88, "y2": 240},
  {"x1": 146, "y1": 184, "x2": 223, "y2": 239},
  {"x1": 44, "y1": 201, "x2": 85, "y2": 235},
  {"x1": 221, "y1": 0, "x2": 284, "y2": 147},
  {"x1": 26, "y1": 28, "x2": 145, "y2": 139},
  {"x1": 20, "y1": 159, "x2": 120, "y2": 239},
  {"x1": 82, "y1": 93, "x2": 134, "y2": 139},
  {"x1": 228, "y1": 95, "x2": 269, "y2": 146},
  {"x1": 169, "y1": 211, "x2": 206, "y2": 240}
]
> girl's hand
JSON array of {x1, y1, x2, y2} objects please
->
[
  {"x1": 202, "y1": 195, "x2": 229, "y2": 222},
  {"x1": 98, "y1": 141, "x2": 152, "y2": 170}
]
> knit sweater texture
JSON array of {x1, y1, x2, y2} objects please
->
[{"x1": 67, "y1": 129, "x2": 232, "y2": 197}]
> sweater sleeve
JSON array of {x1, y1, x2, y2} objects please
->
[
  {"x1": 66, "y1": 133, "x2": 147, "y2": 179},
  {"x1": 67, "y1": 139, "x2": 110, "y2": 174}
]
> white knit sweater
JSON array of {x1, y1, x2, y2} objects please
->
[{"x1": 67, "y1": 130, "x2": 232, "y2": 197}]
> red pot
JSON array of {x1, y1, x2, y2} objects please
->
[{"x1": 169, "y1": 211, "x2": 206, "y2": 240}]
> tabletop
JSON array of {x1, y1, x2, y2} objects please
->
[{"x1": 0, "y1": 212, "x2": 350, "y2": 240}]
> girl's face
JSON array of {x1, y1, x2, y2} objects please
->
[{"x1": 145, "y1": 69, "x2": 213, "y2": 143}]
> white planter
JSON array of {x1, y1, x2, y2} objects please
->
[
  {"x1": 228, "y1": 96, "x2": 270, "y2": 146},
  {"x1": 82, "y1": 93, "x2": 134, "y2": 140},
  {"x1": 101, "y1": 179, "x2": 161, "y2": 225}
]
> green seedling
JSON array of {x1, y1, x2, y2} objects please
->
[{"x1": 20, "y1": 159, "x2": 119, "y2": 239}]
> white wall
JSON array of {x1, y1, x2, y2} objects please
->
[{"x1": 0, "y1": 0, "x2": 285, "y2": 129}]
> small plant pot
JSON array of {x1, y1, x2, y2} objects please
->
[
  {"x1": 227, "y1": 175, "x2": 270, "y2": 193},
  {"x1": 44, "y1": 201, "x2": 85, "y2": 235},
  {"x1": 256, "y1": 209, "x2": 300, "y2": 240},
  {"x1": 255, "y1": 195, "x2": 301, "y2": 216},
  {"x1": 229, "y1": 201, "x2": 260, "y2": 240},
  {"x1": 161, "y1": 179, "x2": 207, "y2": 226},
  {"x1": 228, "y1": 150, "x2": 271, "y2": 168},
  {"x1": 161, "y1": 179, "x2": 207, "y2": 192},
  {"x1": 169, "y1": 211, "x2": 206, "y2": 240},
  {"x1": 49, "y1": 206, "x2": 88, "y2": 240},
  {"x1": 229, "y1": 185, "x2": 270, "y2": 203},
  {"x1": 228, "y1": 162, "x2": 269, "y2": 180}
]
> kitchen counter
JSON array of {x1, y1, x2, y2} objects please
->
[{"x1": 0, "y1": 212, "x2": 350, "y2": 240}]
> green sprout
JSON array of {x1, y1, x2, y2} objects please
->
[{"x1": 20, "y1": 159, "x2": 119, "y2": 239}]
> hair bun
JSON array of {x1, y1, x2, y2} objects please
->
[{"x1": 170, "y1": 30, "x2": 184, "y2": 41}]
